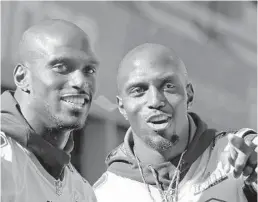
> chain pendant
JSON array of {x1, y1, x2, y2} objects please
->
[
  {"x1": 54, "y1": 179, "x2": 63, "y2": 196},
  {"x1": 162, "y1": 189, "x2": 177, "y2": 202}
]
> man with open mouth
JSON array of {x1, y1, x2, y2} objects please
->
[
  {"x1": 94, "y1": 43, "x2": 257, "y2": 202},
  {"x1": 1, "y1": 19, "x2": 99, "y2": 202}
]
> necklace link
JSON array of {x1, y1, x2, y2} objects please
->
[{"x1": 135, "y1": 150, "x2": 186, "y2": 202}]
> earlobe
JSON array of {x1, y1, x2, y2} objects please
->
[
  {"x1": 13, "y1": 64, "x2": 30, "y2": 92},
  {"x1": 186, "y1": 83, "x2": 194, "y2": 110},
  {"x1": 116, "y1": 96, "x2": 128, "y2": 120}
]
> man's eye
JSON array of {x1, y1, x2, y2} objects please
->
[
  {"x1": 83, "y1": 65, "x2": 96, "y2": 75},
  {"x1": 130, "y1": 87, "x2": 145, "y2": 96},
  {"x1": 52, "y1": 64, "x2": 68, "y2": 73},
  {"x1": 164, "y1": 83, "x2": 176, "y2": 89}
]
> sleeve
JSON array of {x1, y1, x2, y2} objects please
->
[{"x1": 0, "y1": 131, "x2": 18, "y2": 202}]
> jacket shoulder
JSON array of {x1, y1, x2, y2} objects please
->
[{"x1": 0, "y1": 131, "x2": 19, "y2": 200}]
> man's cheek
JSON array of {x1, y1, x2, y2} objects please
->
[
  {"x1": 168, "y1": 95, "x2": 187, "y2": 112},
  {"x1": 90, "y1": 77, "x2": 97, "y2": 95},
  {"x1": 123, "y1": 106, "x2": 138, "y2": 124},
  {"x1": 39, "y1": 70, "x2": 66, "y2": 87}
]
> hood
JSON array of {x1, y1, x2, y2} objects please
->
[
  {"x1": 1, "y1": 91, "x2": 74, "y2": 178},
  {"x1": 106, "y1": 112, "x2": 217, "y2": 189}
]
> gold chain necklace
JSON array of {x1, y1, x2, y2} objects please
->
[
  {"x1": 54, "y1": 179, "x2": 63, "y2": 196},
  {"x1": 54, "y1": 167, "x2": 68, "y2": 196},
  {"x1": 134, "y1": 123, "x2": 191, "y2": 202},
  {"x1": 135, "y1": 150, "x2": 186, "y2": 202}
]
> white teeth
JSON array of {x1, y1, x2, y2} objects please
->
[
  {"x1": 149, "y1": 116, "x2": 170, "y2": 122},
  {"x1": 147, "y1": 122, "x2": 171, "y2": 131},
  {"x1": 62, "y1": 97, "x2": 85, "y2": 105},
  {"x1": 152, "y1": 117, "x2": 166, "y2": 122}
]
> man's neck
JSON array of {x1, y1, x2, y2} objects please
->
[
  {"x1": 25, "y1": 113, "x2": 71, "y2": 150},
  {"x1": 15, "y1": 91, "x2": 71, "y2": 150},
  {"x1": 133, "y1": 120, "x2": 193, "y2": 165}
]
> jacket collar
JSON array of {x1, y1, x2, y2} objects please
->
[
  {"x1": 107, "y1": 112, "x2": 217, "y2": 188},
  {"x1": 1, "y1": 90, "x2": 73, "y2": 179}
]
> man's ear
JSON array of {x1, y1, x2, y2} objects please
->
[
  {"x1": 13, "y1": 64, "x2": 30, "y2": 93},
  {"x1": 186, "y1": 83, "x2": 194, "y2": 110},
  {"x1": 116, "y1": 95, "x2": 128, "y2": 120}
]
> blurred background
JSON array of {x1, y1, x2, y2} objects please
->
[{"x1": 1, "y1": 1, "x2": 257, "y2": 185}]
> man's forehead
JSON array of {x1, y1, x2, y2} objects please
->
[
  {"x1": 20, "y1": 29, "x2": 94, "y2": 65},
  {"x1": 118, "y1": 62, "x2": 183, "y2": 95},
  {"x1": 122, "y1": 48, "x2": 182, "y2": 72},
  {"x1": 117, "y1": 44, "x2": 188, "y2": 92},
  {"x1": 125, "y1": 66, "x2": 180, "y2": 85},
  {"x1": 35, "y1": 34, "x2": 90, "y2": 54},
  {"x1": 27, "y1": 20, "x2": 90, "y2": 50},
  {"x1": 121, "y1": 55, "x2": 182, "y2": 81},
  {"x1": 47, "y1": 46, "x2": 96, "y2": 60}
]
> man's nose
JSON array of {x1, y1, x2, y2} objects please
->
[
  {"x1": 147, "y1": 87, "x2": 166, "y2": 109},
  {"x1": 69, "y1": 70, "x2": 89, "y2": 91}
]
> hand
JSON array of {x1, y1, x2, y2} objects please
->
[{"x1": 224, "y1": 130, "x2": 257, "y2": 184}]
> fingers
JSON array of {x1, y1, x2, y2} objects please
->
[
  {"x1": 253, "y1": 136, "x2": 258, "y2": 153},
  {"x1": 244, "y1": 136, "x2": 257, "y2": 184},
  {"x1": 228, "y1": 134, "x2": 253, "y2": 154},
  {"x1": 245, "y1": 170, "x2": 257, "y2": 184},
  {"x1": 243, "y1": 165, "x2": 254, "y2": 177},
  {"x1": 223, "y1": 132, "x2": 258, "y2": 185},
  {"x1": 233, "y1": 152, "x2": 249, "y2": 178},
  {"x1": 227, "y1": 133, "x2": 254, "y2": 178},
  {"x1": 220, "y1": 151, "x2": 231, "y2": 173}
]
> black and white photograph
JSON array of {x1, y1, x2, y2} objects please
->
[{"x1": 1, "y1": 1, "x2": 257, "y2": 202}]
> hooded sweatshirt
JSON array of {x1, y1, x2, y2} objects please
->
[
  {"x1": 94, "y1": 113, "x2": 256, "y2": 202},
  {"x1": 1, "y1": 91, "x2": 96, "y2": 202}
]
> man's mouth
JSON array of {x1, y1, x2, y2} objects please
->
[
  {"x1": 60, "y1": 94, "x2": 90, "y2": 108},
  {"x1": 146, "y1": 114, "x2": 172, "y2": 131}
]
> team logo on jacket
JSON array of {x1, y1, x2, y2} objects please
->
[{"x1": 192, "y1": 169, "x2": 228, "y2": 195}]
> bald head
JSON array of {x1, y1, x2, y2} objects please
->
[
  {"x1": 13, "y1": 19, "x2": 98, "y2": 134},
  {"x1": 18, "y1": 19, "x2": 91, "y2": 66},
  {"x1": 117, "y1": 43, "x2": 188, "y2": 94}
]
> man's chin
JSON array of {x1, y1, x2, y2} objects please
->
[
  {"x1": 56, "y1": 117, "x2": 86, "y2": 131},
  {"x1": 144, "y1": 135, "x2": 173, "y2": 152}
]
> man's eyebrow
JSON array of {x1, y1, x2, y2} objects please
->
[
  {"x1": 124, "y1": 74, "x2": 179, "y2": 91},
  {"x1": 87, "y1": 58, "x2": 99, "y2": 66},
  {"x1": 48, "y1": 56, "x2": 99, "y2": 66},
  {"x1": 159, "y1": 73, "x2": 177, "y2": 80},
  {"x1": 48, "y1": 57, "x2": 72, "y2": 65},
  {"x1": 160, "y1": 75, "x2": 178, "y2": 83},
  {"x1": 124, "y1": 80, "x2": 147, "y2": 91}
]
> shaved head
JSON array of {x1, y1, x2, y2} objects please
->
[
  {"x1": 116, "y1": 43, "x2": 194, "y2": 156},
  {"x1": 14, "y1": 19, "x2": 98, "y2": 134},
  {"x1": 18, "y1": 19, "x2": 91, "y2": 66},
  {"x1": 117, "y1": 43, "x2": 188, "y2": 94}
]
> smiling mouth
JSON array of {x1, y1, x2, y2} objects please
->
[{"x1": 60, "y1": 95, "x2": 90, "y2": 107}]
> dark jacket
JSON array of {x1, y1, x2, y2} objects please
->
[{"x1": 1, "y1": 90, "x2": 74, "y2": 178}]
